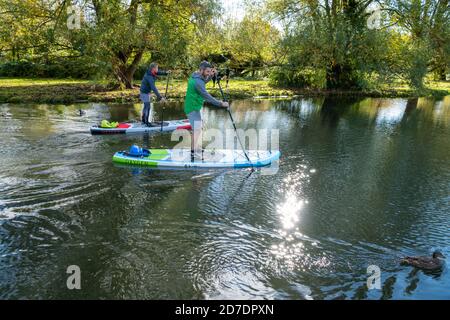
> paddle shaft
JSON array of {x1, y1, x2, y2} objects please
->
[
  {"x1": 161, "y1": 73, "x2": 170, "y2": 132},
  {"x1": 217, "y1": 79, "x2": 253, "y2": 166},
  {"x1": 164, "y1": 72, "x2": 170, "y2": 98}
]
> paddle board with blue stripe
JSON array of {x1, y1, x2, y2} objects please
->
[{"x1": 113, "y1": 148, "x2": 280, "y2": 168}]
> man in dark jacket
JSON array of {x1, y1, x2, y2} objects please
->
[{"x1": 140, "y1": 62, "x2": 170, "y2": 125}]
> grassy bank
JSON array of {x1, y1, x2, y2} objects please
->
[{"x1": 0, "y1": 77, "x2": 448, "y2": 104}]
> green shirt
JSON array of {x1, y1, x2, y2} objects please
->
[
  {"x1": 184, "y1": 76, "x2": 204, "y2": 115},
  {"x1": 184, "y1": 72, "x2": 223, "y2": 115}
]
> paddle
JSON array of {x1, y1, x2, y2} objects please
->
[
  {"x1": 161, "y1": 71, "x2": 171, "y2": 132},
  {"x1": 216, "y1": 76, "x2": 254, "y2": 170},
  {"x1": 164, "y1": 70, "x2": 170, "y2": 97}
]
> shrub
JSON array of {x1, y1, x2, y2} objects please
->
[
  {"x1": 0, "y1": 58, "x2": 103, "y2": 79},
  {"x1": 269, "y1": 67, "x2": 326, "y2": 89}
]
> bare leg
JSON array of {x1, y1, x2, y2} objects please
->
[
  {"x1": 188, "y1": 111, "x2": 203, "y2": 160},
  {"x1": 192, "y1": 126, "x2": 202, "y2": 155}
]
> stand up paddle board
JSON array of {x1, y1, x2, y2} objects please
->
[
  {"x1": 113, "y1": 147, "x2": 280, "y2": 169},
  {"x1": 90, "y1": 119, "x2": 191, "y2": 135}
]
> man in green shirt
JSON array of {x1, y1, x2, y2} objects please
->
[{"x1": 184, "y1": 61, "x2": 229, "y2": 159}]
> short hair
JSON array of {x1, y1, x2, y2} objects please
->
[
  {"x1": 149, "y1": 62, "x2": 158, "y2": 70},
  {"x1": 199, "y1": 61, "x2": 212, "y2": 70}
]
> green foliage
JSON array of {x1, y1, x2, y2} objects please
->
[
  {"x1": 1, "y1": 0, "x2": 448, "y2": 92},
  {"x1": 187, "y1": 22, "x2": 226, "y2": 69},
  {"x1": 387, "y1": 0, "x2": 450, "y2": 86},
  {"x1": 267, "y1": 0, "x2": 392, "y2": 89},
  {"x1": 0, "y1": 0, "x2": 219, "y2": 87},
  {"x1": 188, "y1": 11, "x2": 280, "y2": 78},
  {"x1": 403, "y1": 41, "x2": 432, "y2": 89},
  {"x1": 269, "y1": 67, "x2": 326, "y2": 88},
  {"x1": 227, "y1": 15, "x2": 280, "y2": 74},
  {"x1": 0, "y1": 58, "x2": 104, "y2": 79},
  {"x1": 66, "y1": 0, "x2": 218, "y2": 87},
  {"x1": 268, "y1": 0, "x2": 449, "y2": 90}
]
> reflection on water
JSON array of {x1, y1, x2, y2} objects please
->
[
  {"x1": 277, "y1": 194, "x2": 304, "y2": 230},
  {"x1": 375, "y1": 100, "x2": 407, "y2": 125},
  {"x1": 0, "y1": 95, "x2": 449, "y2": 299}
]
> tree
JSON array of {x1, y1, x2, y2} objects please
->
[
  {"x1": 187, "y1": 19, "x2": 227, "y2": 68},
  {"x1": 188, "y1": 11, "x2": 280, "y2": 78},
  {"x1": 227, "y1": 14, "x2": 280, "y2": 77},
  {"x1": 386, "y1": 0, "x2": 450, "y2": 84},
  {"x1": 0, "y1": 0, "x2": 220, "y2": 88},
  {"x1": 71, "y1": 0, "x2": 219, "y2": 88},
  {"x1": 268, "y1": 0, "x2": 392, "y2": 89},
  {"x1": 0, "y1": 0, "x2": 72, "y2": 62}
]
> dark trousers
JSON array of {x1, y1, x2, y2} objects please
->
[{"x1": 140, "y1": 93, "x2": 151, "y2": 124}]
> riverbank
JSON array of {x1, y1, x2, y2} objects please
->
[{"x1": 0, "y1": 77, "x2": 448, "y2": 104}]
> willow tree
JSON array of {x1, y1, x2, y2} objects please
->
[
  {"x1": 227, "y1": 15, "x2": 281, "y2": 76},
  {"x1": 0, "y1": 0, "x2": 219, "y2": 88},
  {"x1": 188, "y1": 13, "x2": 280, "y2": 78},
  {"x1": 268, "y1": 0, "x2": 389, "y2": 89},
  {"x1": 68, "y1": 0, "x2": 220, "y2": 88},
  {"x1": 0, "y1": 0, "x2": 73, "y2": 62},
  {"x1": 386, "y1": 0, "x2": 449, "y2": 84}
]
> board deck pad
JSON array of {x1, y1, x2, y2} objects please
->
[
  {"x1": 113, "y1": 148, "x2": 281, "y2": 168},
  {"x1": 90, "y1": 119, "x2": 191, "y2": 135}
]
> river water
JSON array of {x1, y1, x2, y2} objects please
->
[{"x1": 0, "y1": 96, "x2": 449, "y2": 299}]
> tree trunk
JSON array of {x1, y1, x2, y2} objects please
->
[
  {"x1": 113, "y1": 50, "x2": 144, "y2": 89},
  {"x1": 438, "y1": 67, "x2": 447, "y2": 81},
  {"x1": 405, "y1": 97, "x2": 418, "y2": 114},
  {"x1": 113, "y1": 65, "x2": 135, "y2": 89},
  {"x1": 326, "y1": 63, "x2": 343, "y2": 89},
  {"x1": 119, "y1": 67, "x2": 134, "y2": 89},
  {"x1": 326, "y1": 62, "x2": 357, "y2": 89}
]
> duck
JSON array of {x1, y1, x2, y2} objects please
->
[
  {"x1": 401, "y1": 251, "x2": 445, "y2": 271},
  {"x1": 78, "y1": 109, "x2": 86, "y2": 116}
]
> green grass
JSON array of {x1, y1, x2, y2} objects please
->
[
  {"x1": 425, "y1": 79, "x2": 450, "y2": 92},
  {"x1": 0, "y1": 77, "x2": 448, "y2": 104},
  {"x1": 0, "y1": 78, "x2": 94, "y2": 86},
  {"x1": 0, "y1": 77, "x2": 108, "y2": 103}
]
